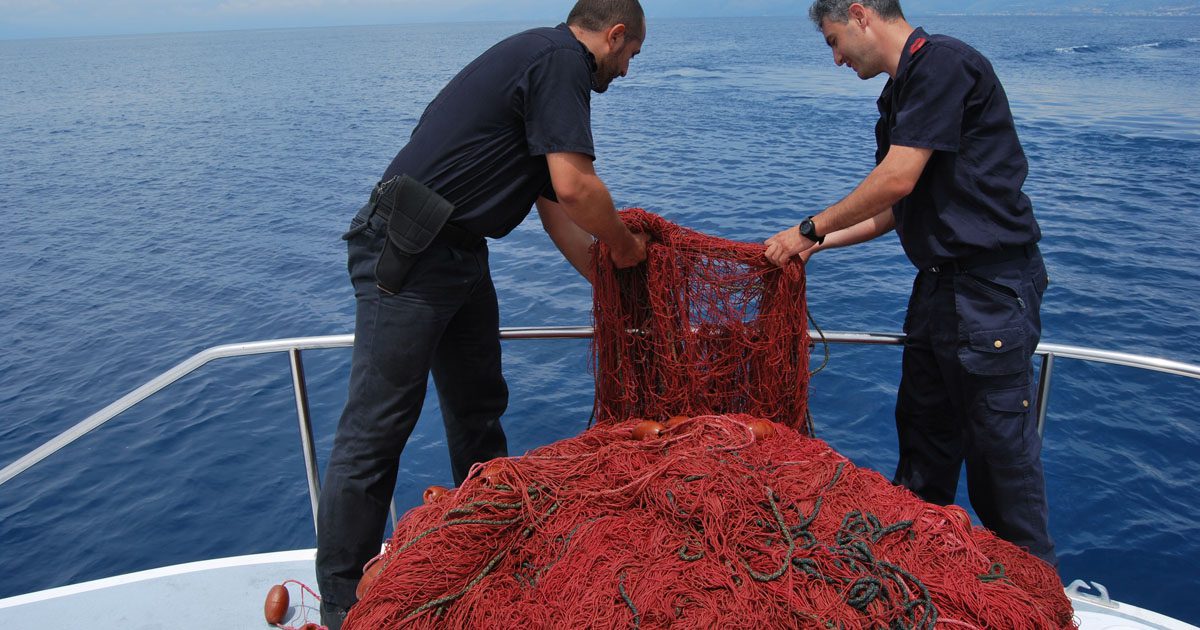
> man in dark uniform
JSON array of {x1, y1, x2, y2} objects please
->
[
  {"x1": 764, "y1": 0, "x2": 1056, "y2": 567},
  {"x1": 316, "y1": 2, "x2": 648, "y2": 627}
]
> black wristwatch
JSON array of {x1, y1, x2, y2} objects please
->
[{"x1": 798, "y1": 216, "x2": 824, "y2": 244}]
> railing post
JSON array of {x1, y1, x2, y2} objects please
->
[
  {"x1": 288, "y1": 348, "x2": 323, "y2": 536},
  {"x1": 1037, "y1": 352, "x2": 1055, "y2": 437}
]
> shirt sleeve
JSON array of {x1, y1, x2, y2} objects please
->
[
  {"x1": 521, "y1": 48, "x2": 595, "y2": 159},
  {"x1": 540, "y1": 179, "x2": 559, "y2": 203},
  {"x1": 890, "y1": 47, "x2": 976, "y2": 153}
]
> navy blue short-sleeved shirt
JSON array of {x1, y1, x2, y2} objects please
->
[
  {"x1": 876, "y1": 28, "x2": 1040, "y2": 270},
  {"x1": 380, "y1": 24, "x2": 596, "y2": 239}
]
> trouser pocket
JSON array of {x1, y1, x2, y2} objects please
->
[
  {"x1": 373, "y1": 175, "x2": 456, "y2": 294},
  {"x1": 375, "y1": 239, "x2": 417, "y2": 294},
  {"x1": 953, "y1": 270, "x2": 1032, "y2": 376}
]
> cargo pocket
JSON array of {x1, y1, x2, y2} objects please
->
[
  {"x1": 958, "y1": 327, "x2": 1028, "y2": 376},
  {"x1": 976, "y1": 385, "x2": 1036, "y2": 463},
  {"x1": 954, "y1": 268, "x2": 1031, "y2": 377},
  {"x1": 374, "y1": 175, "x2": 455, "y2": 294},
  {"x1": 986, "y1": 385, "x2": 1032, "y2": 415}
]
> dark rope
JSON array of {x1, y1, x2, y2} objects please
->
[
  {"x1": 618, "y1": 571, "x2": 640, "y2": 629},
  {"x1": 402, "y1": 548, "x2": 508, "y2": 622},
  {"x1": 742, "y1": 486, "x2": 796, "y2": 582},
  {"x1": 396, "y1": 517, "x2": 521, "y2": 555},
  {"x1": 446, "y1": 499, "x2": 525, "y2": 518},
  {"x1": 977, "y1": 563, "x2": 1009, "y2": 583},
  {"x1": 678, "y1": 542, "x2": 705, "y2": 561}
]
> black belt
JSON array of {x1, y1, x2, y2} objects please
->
[
  {"x1": 366, "y1": 181, "x2": 484, "y2": 250},
  {"x1": 927, "y1": 243, "x2": 1037, "y2": 274}
]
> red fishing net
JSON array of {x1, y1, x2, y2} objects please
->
[
  {"x1": 343, "y1": 211, "x2": 1074, "y2": 629},
  {"x1": 591, "y1": 209, "x2": 813, "y2": 433},
  {"x1": 344, "y1": 416, "x2": 1073, "y2": 629}
]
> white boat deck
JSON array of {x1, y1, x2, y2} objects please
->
[
  {"x1": 0, "y1": 550, "x2": 320, "y2": 630},
  {"x1": 0, "y1": 549, "x2": 1194, "y2": 630}
]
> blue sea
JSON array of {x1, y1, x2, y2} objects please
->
[{"x1": 2, "y1": 14, "x2": 1199, "y2": 625}]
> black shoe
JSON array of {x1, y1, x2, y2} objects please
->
[{"x1": 320, "y1": 600, "x2": 350, "y2": 630}]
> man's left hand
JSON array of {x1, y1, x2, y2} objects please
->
[{"x1": 764, "y1": 224, "x2": 817, "y2": 267}]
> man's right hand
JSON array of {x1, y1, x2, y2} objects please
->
[
  {"x1": 546, "y1": 151, "x2": 651, "y2": 270},
  {"x1": 610, "y1": 231, "x2": 649, "y2": 268},
  {"x1": 764, "y1": 222, "x2": 820, "y2": 267}
]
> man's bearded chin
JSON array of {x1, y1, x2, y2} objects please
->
[{"x1": 592, "y1": 70, "x2": 613, "y2": 94}]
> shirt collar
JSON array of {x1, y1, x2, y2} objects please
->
[
  {"x1": 557, "y1": 23, "x2": 598, "y2": 72},
  {"x1": 895, "y1": 27, "x2": 929, "y2": 81}
]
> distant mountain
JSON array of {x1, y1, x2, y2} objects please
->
[
  {"x1": 899, "y1": 0, "x2": 1200, "y2": 15},
  {"x1": 654, "y1": 0, "x2": 1200, "y2": 17}
]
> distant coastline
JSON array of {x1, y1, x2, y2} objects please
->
[{"x1": 928, "y1": 10, "x2": 1200, "y2": 17}]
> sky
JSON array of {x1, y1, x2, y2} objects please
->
[
  {"x1": 0, "y1": 0, "x2": 809, "y2": 39},
  {"x1": 0, "y1": 0, "x2": 1193, "y2": 39}
]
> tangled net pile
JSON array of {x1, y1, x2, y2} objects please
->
[
  {"x1": 591, "y1": 209, "x2": 812, "y2": 433},
  {"x1": 343, "y1": 211, "x2": 1074, "y2": 629},
  {"x1": 344, "y1": 416, "x2": 1072, "y2": 629}
]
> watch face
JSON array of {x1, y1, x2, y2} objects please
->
[{"x1": 800, "y1": 219, "x2": 814, "y2": 237}]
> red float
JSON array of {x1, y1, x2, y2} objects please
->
[
  {"x1": 664, "y1": 415, "x2": 689, "y2": 429},
  {"x1": 422, "y1": 485, "x2": 450, "y2": 504},
  {"x1": 747, "y1": 419, "x2": 776, "y2": 439},
  {"x1": 357, "y1": 553, "x2": 386, "y2": 600},
  {"x1": 263, "y1": 583, "x2": 289, "y2": 625},
  {"x1": 631, "y1": 420, "x2": 665, "y2": 441}
]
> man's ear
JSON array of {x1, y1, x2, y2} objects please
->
[
  {"x1": 848, "y1": 3, "x2": 868, "y2": 28},
  {"x1": 606, "y1": 23, "x2": 627, "y2": 49}
]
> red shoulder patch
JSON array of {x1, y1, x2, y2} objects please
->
[{"x1": 909, "y1": 37, "x2": 927, "y2": 55}]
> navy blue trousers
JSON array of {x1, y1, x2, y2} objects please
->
[
  {"x1": 315, "y1": 207, "x2": 509, "y2": 609},
  {"x1": 894, "y1": 249, "x2": 1056, "y2": 566}
]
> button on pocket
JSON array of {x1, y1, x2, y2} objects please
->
[
  {"x1": 986, "y1": 385, "x2": 1033, "y2": 414},
  {"x1": 958, "y1": 327, "x2": 1028, "y2": 376},
  {"x1": 977, "y1": 385, "x2": 1037, "y2": 463}
]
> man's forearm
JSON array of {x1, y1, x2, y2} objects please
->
[
  {"x1": 820, "y1": 209, "x2": 896, "y2": 251},
  {"x1": 814, "y1": 167, "x2": 910, "y2": 236},
  {"x1": 763, "y1": 149, "x2": 921, "y2": 268},
  {"x1": 555, "y1": 175, "x2": 636, "y2": 249},
  {"x1": 536, "y1": 197, "x2": 594, "y2": 280},
  {"x1": 545, "y1": 152, "x2": 643, "y2": 263},
  {"x1": 812, "y1": 145, "x2": 932, "y2": 237}
]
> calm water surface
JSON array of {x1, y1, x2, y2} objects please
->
[{"x1": 1, "y1": 15, "x2": 1198, "y2": 624}]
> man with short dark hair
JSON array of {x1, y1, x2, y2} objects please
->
[
  {"x1": 764, "y1": 0, "x2": 1056, "y2": 567},
  {"x1": 316, "y1": 2, "x2": 647, "y2": 626}
]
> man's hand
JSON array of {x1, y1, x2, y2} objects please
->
[
  {"x1": 545, "y1": 151, "x2": 649, "y2": 270},
  {"x1": 764, "y1": 224, "x2": 818, "y2": 267},
  {"x1": 610, "y1": 231, "x2": 649, "y2": 268}
]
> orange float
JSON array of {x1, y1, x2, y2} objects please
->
[
  {"x1": 664, "y1": 415, "x2": 689, "y2": 429},
  {"x1": 357, "y1": 553, "x2": 386, "y2": 600},
  {"x1": 263, "y1": 583, "x2": 289, "y2": 624},
  {"x1": 747, "y1": 420, "x2": 776, "y2": 439},
  {"x1": 479, "y1": 463, "x2": 507, "y2": 486},
  {"x1": 945, "y1": 504, "x2": 973, "y2": 530},
  {"x1": 422, "y1": 485, "x2": 450, "y2": 504},
  {"x1": 632, "y1": 420, "x2": 666, "y2": 441}
]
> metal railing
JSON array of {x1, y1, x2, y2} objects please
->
[{"x1": 2, "y1": 327, "x2": 1198, "y2": 535}]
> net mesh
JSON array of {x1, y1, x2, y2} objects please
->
[{"x1": 591, "y1": 209, "x2": 812, "y2": 433}]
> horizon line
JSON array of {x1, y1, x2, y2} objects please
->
[{"x1": 2, "y1": 10, "x2": 1196, "y2": 43}]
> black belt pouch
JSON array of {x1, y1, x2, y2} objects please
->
[{"x1": 374, "y1": 175, "x2": 455, "y2": 294}]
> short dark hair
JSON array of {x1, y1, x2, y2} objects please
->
[
  {"x1": 567, "y1": 0, "x2": 645, "y2": 40},
  {"x1": 808, "y1": 0, "x2": 905, "y2": 27}
]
